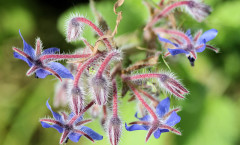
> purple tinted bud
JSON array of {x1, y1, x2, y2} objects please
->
[
  {"x1": 158, "y1": 72, "x2": 189, "y2": 99},
  {"x1": 70, "y1": 86, "x2": 85, "y2": 115},
  {"x1": 108, "y1": 116, "x2": 122, "y2": 145},
  {"x1": 90, "y1": 75, "x2": 110, "y2": 105},
  {"x1": 67, "y1": 17, "x2": 84, "y2": 42},
  {"x1": 186, "y1": 1, "x2": 212, "y2": 22}
]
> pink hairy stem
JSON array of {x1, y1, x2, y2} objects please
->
[
  {"x1": 146, "y1": 1, "x2": 190, "y2": 29},
  {"x1": 112, "y1": 79, "x2": 118, "y2": 117},
  {"x1": 73, "y1": 53, "x2": 101, "y2": 86},
  {"x1": 128, "y1": 83, "x2": 158, "y2": 120},
  {"x1": 40, "y1": 54, "x2": 91, "y2": 61},
  {"x1": 96, "y1": 51, "x2": 116, "y2": 78},
  {"x1": 73, "y1": 17, "x2": 112, "y2": 51}
]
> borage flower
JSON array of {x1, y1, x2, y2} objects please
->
[
  {"x1": 13, "y1": 30, "x2": 90, "y2": 80},
  {"x1": 156, "y1": 28, "x2": 218, "y2": 66},
  {"x1": 125, "y1": 97, "x2": 181, "y2": 141},
  {"x1": 40, "y1": 100, "x2": 103, "y2": 144}
]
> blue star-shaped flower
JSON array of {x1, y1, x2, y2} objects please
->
[
  {"x1": 13, "y1": 30, "x2": 73, "y2": 80},
  {"x1": 158, "y1": 29, "x2": 218, "y2": 66},
  {"x1": 40, "y1": 100, "x2": 103, "y2": 144},
  {"x1": 125, "y1": 97, "x2": 181, "y2": 141}
]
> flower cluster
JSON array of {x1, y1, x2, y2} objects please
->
[{"x1": 12, "y1": 0, "x2": 219, "y2": 145}]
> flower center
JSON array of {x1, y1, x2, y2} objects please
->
[{"x1": 34, "y1": 59, "x2": 43, "y2": 67}]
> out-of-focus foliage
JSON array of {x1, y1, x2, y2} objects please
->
[{"x1": 0, "y1": 0, "x2": 239, "y2": 145}]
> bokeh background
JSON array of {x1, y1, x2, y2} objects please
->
[{"x1": 0, "y1": 0, "x2": 240, "y2": 145}]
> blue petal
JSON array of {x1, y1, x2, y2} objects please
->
[
  {"x1": 158, "y1": 35, "x2": 179, "y2": 47},
  {"x1": 79, "y1": 126, "x2": 103, "y2": 140},
  {"x1": 46, "y1": 100, "x2": 63, "y2": 122},
  {"x1": 165, "y1": 111, "x2": 181, "y2": 126},
  {"x1": 168, "y1": 48, "x2": 188, "y2": 56},
  {"x1": 198, "y1": 29, "x2": 218, "y2": 43},
  {"x1": 135, "y1": 113, "x2": 151, "y2": 121},
  {"x1": 36, "y1": 69, "x2": 51, "y2": 78},
  {"x1": 19, "y1": 30, "x2": 35, "y2": 58},
  {"x1": 196, "y1": 39, "x2": 207, "y2": 53},
  {"x1": 185, "y1": 29, "x2": 193, "y2": 40},
  {"x1": 156, "y1": 97, "x2": 170, "y2": 118},
  {"x1": 68, "y1": 112, "x2": 75, "y2": 120},
  {"x1": 160, "y1": 129, "x2": 169, "y2": 133},
  {"x1": 69, "y1": 132, "x2": 82, "y2": 142},
  {"x1": 40, "y1": 122, "x2": 63, "y2": 133},
  {"x1": 13, "y1": 52, "x2": 32, "y2": 66},
  {"x1": 154, "y1": 129, "x2": 161, "y2": 139},
  {"x1": 47, "y1": 62, "x2": 73, "y2": 79},
  {"x1": 42, "y1": 47, "x2": 60, "y2": 55},
  {"x1": 125, "y1": 123, "x2": 149, "y2": 131}
]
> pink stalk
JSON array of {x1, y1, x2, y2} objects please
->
[
  {"x1": 96, "y1": 51, "x2": 117, "y2": 77},
  {"x1": 73, "y1": 17, "x2": 112, "y2": 51},
  {"x1": 128, "y1": 84, "x2": 158, "y2": 120},
  {"x1": 146, "y1": 1, "x2": 190, "y2": 28},
  {"x1": 123, "y1": 73, "x2": 162, "y2": 81},
  {"x1": 154, "y1": 28, "x2": 192, "y2": 45},
  {"x1": 103, "y1": 105, "x2": 108, "y2": 119},
  {"x1": 68, "y1": 100, "x2": 95, "y2": 125},
  {"x1": 40, "y1": 54, "x2": 91, "y2": 61},
  {"x1": 73, "y1": 53, "x2": 101, "y2": 86},
  {"x1": 112, "y1": 79, "x2": 118, "y2": 117},
  {"x1": 139, "y1": 89, "x2": 159, "y2": 104}
]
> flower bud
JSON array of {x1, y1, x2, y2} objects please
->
[
  {"x1": 158, "y1": 72, "x2": 189, "y2": 99},
  {"x1": 70, "y1": 86, "x2": 85, "y2": 115},
  {"x1": 90, "y1": 75, "x2": 110, "y2": 105},
  {"x1": 66, "y1": 16, "x2": 84, "y2": 42},
  {"x1": 186, "y1": 1, "x2": 212, "y2": 22},
  {"x1": 108, "y1": 116, "x2": 122, "y2": 145}
]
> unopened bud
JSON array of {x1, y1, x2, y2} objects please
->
[
  {"x1": 158, "y1": 72, "x2": 189, "y2": 99},
  {"x1": 90, "y1": 75, "x2": 110, "y2": 105},
  {"x1": 186, "y1": 1, "x2": 212, "y2": 22},
  {"x1": 66, "y1": 17, "x2": 84, "y2": 42},
  {"x1": 70, "y1": 86, "x2": 85, "y2": 115},
  {"x1": 108, "y1": 116, "x2": 122, "y2": 145}
]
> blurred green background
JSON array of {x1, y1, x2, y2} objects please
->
[{"x1": 0, "y1": 0, "x2": 240, "y2": 145}]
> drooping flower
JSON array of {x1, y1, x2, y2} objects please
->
[
  {"x1": 157, "y1": 29, "x2": 218, "y2": 66},
  {"x1": 13, "y1": 30, "x2": 90, "y2": 80},
  {"x1": 125, "y1": 97, "x2": 181, "y2": 141},
  {"x1": 40, "y1": 100, "x2": 103, "y2": 144}
]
